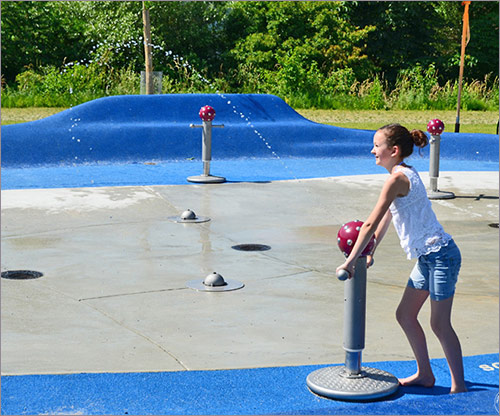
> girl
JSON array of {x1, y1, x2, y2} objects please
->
[{"x1": 337, "y1": 123, "x2": 467, "y2": 394}]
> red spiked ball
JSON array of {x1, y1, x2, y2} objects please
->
[
  {"x1": 337, "y1": 220, "x2": 376, "y2": 257},
  {"x1": 427, "y1": 119, "x2": 444, "y2": 135},
  {"x1": 199, "y1": 105, "x2": 216, "y2": 122}
]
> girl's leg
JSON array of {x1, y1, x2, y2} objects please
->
[
  {"x1": 430, "y1": 296, "x2": 467, "y2": 393},
  {"x1": 396, "y1": 286, "x2": 435, "y2": 387}
]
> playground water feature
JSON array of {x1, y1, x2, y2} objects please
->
[
  {"x1": 5, "y1": 37, "x2": 497, "y2": 183},
  {"x1": 2, "y1": 92, "x2": 498, "y2": 189},
  {"x1": 2, "y1": 38, "x2": 499, "y2": 415},
  {"x1": 5, "y1": 38, "x2": 317, "y2": 189}
]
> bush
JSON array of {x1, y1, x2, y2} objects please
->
[
  {"x1": 388, "y1": 64, "x2": 498, "y2": 112},
  {"x1": 2, "y1": 58, "x2": 498, "y2": 112}
]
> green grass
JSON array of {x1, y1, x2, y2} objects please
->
[
  {"x1": 296, "y1": 109, "x2": 499, "y2": 134},
  {"x1": 2, "y1": 107, "x2": 498, "y2": 134},
  {"x1": 1, "y1": 107, "x2": 68, "y2": 125}
]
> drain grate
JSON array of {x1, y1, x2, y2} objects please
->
[
  {"x1": 488, "y1": 223, "x2": 499, "y2": 228},
  {"x1": 1, "y1": 270, "x2": 43, "y2": 280},
  {"x1": 232, "y1": 244, "x2": 271, "y2": 252}
]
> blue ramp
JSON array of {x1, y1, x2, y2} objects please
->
[{"x1": 2, "y1": 94, "x2": 498, "y2": 167}]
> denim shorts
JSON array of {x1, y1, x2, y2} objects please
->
[{"x1": 407, "y1": 239, "x2": 461, "y2": 301}]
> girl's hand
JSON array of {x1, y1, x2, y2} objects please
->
[
  {"x1": 336, "y1": 262, "x2": 355, "y2": 279},
  {"x1": 366, "y1": 255, "x2": 374, "y2": 268}
]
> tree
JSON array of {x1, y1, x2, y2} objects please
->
[
  {"x1": 346, "y1": 1, "x2": 449, "y2": 84},
  {"x1": 227, "y1": 1, "x2": 375, "y2": 95},
  {"x1": 1, "y1": 0, "x2": 497, "y2": 100},
  {"x1": 61, "y1": 1, "x2": 143, "y2": 72},
  {"x1": 466, "y1": 1, "x2": 499, "y2": 81},
  {"x1": 146, "y1": 1, "x2": 233, "y2": 79},
  {"x1": 432, "y1": 1, "x2": 499, "y2": 82},
  {"x1": 346, "y1": 1, "x2": 499, "y2": 84},
  {"x1": 1, "y1": 1, "x2": 86, "y2": 81}
]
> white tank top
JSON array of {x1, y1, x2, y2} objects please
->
[{"x1": 389, "y1": 165, "x2": 451, "y2": 259}]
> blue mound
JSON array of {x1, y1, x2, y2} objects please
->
[{"x1": 2, "y1": 94, "x2": 498, "y2": 168}]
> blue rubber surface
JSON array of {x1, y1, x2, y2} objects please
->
[
  {"x1": 2, "y1": 94, "x2": 498, "y2": 168},
  {"x1": 2, "y1": 94, "x2": 497, "y2": 190},
  {"x1": 2, "y1": 354, "x2": 498, "y2": 415},
  {"x1": 1, "y1": 95, "x2": 499, "y2": 415},
  {"x1": 2, "y1": 157, "x2": 499, "y2": 190}
]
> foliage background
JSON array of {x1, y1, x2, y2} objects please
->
[{"x1": 1, "y1": 1, "x2": 498, "y2": 110}]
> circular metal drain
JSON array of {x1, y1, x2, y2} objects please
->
[
  {"x1": 488, "y1": 223, "x2": 499, "y2": 228},
  {"x1": 232, "y1": 244, "x2": 271, "y2": 252},
  {"x1": 1, "y1": 270, "x2": 43, "y2": 280}
]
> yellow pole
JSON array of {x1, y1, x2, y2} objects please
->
[{"x1": 455, "y1": 1, "x2": 471, "y2": 132}]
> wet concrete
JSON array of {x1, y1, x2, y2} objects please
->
[{"x1": 1, "y1": 172, "x2": 498, "y2": 375}]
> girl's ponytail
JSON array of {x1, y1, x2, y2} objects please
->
[{"x1": 410, "y1": 129, "x2": 428, "y2": 149}]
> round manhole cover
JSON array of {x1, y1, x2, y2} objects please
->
[
  {"x1": 1, "y1": 270, "x2": 43, "y2": 280},
  {"x1": 232, "y1": 244, "x2": 271, "y2": 252},
  {"x1": 488, "y1": 223, "x2": 499, "y2": 228}
]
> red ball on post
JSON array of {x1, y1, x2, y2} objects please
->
[
  {"x1": 427, "y1": 119, "x2": 444, "y2": 135},
  {"x1": 337, "y1": 220, "x2": 376, "y2": 258},
  {"x1": 199, "y1": 105, "x2": 216, "y2": 122}
]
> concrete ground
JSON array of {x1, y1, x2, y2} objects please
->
[{"x1": 1, "y1": 171, "x2": 498, "y2": 376}]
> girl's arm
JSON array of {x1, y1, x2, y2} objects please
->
[
  {"x1": 366, "y1": 208, "x2": 392, "y2": 268},
  {"x1": 337, "y1": 172, "x2": 408, "y2": 277}
]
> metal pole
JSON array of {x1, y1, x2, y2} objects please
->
[
  {"x1": 343, "y1": 257, "x2": 366, "y2": 376},
  {"x1": 428, "y1": 133, "x2": 455, "y2": 200},
  {"x1": 429, "y1": 134, "x2": 440, "y2": 193},
  {"x1": 306, "y1": 251, "x2": 398, "y2": 400},
  {"x1": 202, "y1": 120, "x2": 212, "y2": 176},
  {"x1": 187, "y1": 121, "x2": 225, "y2": 184}
]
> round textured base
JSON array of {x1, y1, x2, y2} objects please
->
[
  {"x1": 186, "y1": 279, "x2": 245, "y2": 292},
  {"x1": 168, "y1": 216, "x2": 211, "y2": 223},
  {"x1": 307, "y1": 366, "x2": 399, "y2": 401},
  {"x1": 428, "y1": 190, "x2": 455, "y2": 200},
  {"x1": 187, "y1": 175, "x2": 226, "y2": 184}
]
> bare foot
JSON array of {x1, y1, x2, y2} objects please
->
[
  {"x1": 398, "y1": 373, "x2": 435, "y2": 388},
  {"x1": 449, "y1": 385, "x2": 468, "y2": 394}
]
